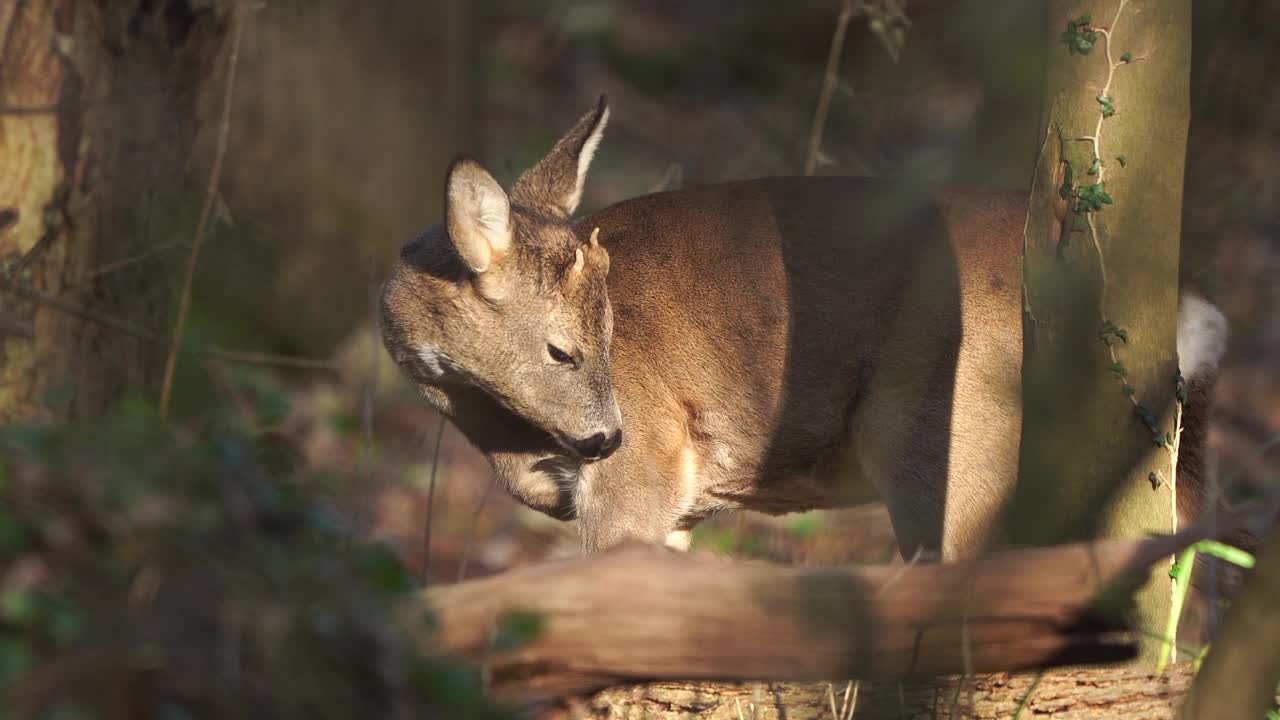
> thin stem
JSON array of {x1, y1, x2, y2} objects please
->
[
  {"x1": 456, "y1": 478, "x2": 497, "y2": 582},
  {"x1": 804, "y1": 0, "x2": 860, "y2": 176},
  {"x1": 1011, "y1": 670, "x2": 1045, "y2": 719},
  {"x1": 420, "y1": 416, "x2": 447, "y2": 586},
  {"x1": 159, "y1": 0, "x2": 248, "y2": 417}
]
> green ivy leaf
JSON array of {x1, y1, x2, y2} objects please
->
[
  {"x1": 1077, "y1": 182, "x2": 1114, "y2": 213},
  {"x1": 1116, "y1": 155, "x2": 1127, "y2": 167},
  {"x1": 1121, "y1": 51, "x2": 1133, "y2": 63},
  {"x1": 1096, "y1": 94, "x2": 1117, "y2": 118},
  {"x1": 1061, "y1": 14, "x2": 1099, "y2": 55},
  {"x1": 1087, "y1": 157, "x2": 1101, "y2": 175}
]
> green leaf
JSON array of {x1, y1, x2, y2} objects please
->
[
  {"x1": 49, "y1": 605, "x2": 83, "y2": 646},
  {"x1": 1193, "y1": 540, "x2": 1256, "y2": 568},
  {"x1": 1096, "y1": 94, "x2": 1116, "y2": 118},
  {"x1": 0, "y1": 509, "x2": 27, "y2": 553},
  {"x1": 0, "y1": 636, "x2": 33, "y2": 685},
  {"x1": 0, "y1": 590, "x2": 37, "y2": 625},
  {"x1": 1116, "y1": 155, "x2": 1127, "y2": 167},
  {"x1": 784, "y1": 513, "x2": 822, "y2": 539},
  {"x1": 1077, "y1": 181, "x2": 1114, "y2": 213},
  {"x1": 358, "y1": 544, "x2": 415, "y2": 595},
  {"x1": 494, "y1": 610, "x2": 544, "y2": 651},
  {"x1": 1061, "y1": 14, "x2": 1099, "y2": 55},
  {"x1": 1121, "y1": 51, "x2": 1133, "y2": 63},
  {"x1": 1087, "y1": 157, "x2": 1101, "y2": 175}
]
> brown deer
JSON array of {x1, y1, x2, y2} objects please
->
[{"x1": 380, "y1": 97, "x2": 1230, "y2": 561}]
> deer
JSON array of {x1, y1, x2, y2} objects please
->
[{"x1": 379, "y1": 96, "x2": 1233, "y2": 565}]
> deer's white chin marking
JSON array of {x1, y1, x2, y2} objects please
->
[{"x1": 416, "y1": 343, "x2": 449, "y2": 380}]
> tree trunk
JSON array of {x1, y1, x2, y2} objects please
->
[
  {"x1": 417, "y1": 533, "x2": 1208, "y2": 711},
  {"x1": 1015, "y1": 0, "x2": 1192, "y2": 662},
  {"x1": 0, "y1": 1, "x2": 229, "y2": 420},
  {"x1": 1182, "y1": 523, "x2": 1280, "y2": 719}
]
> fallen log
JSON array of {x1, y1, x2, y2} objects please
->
[
  {"x1": 416, "y1": 531, "x2": 1204, "y2": 708},
  {"x1": 552, "y1": 665, "x2": 1200, "y2": 720}
]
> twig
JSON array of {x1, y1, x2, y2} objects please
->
[
  {"x1": 0, "y1": 277, "x2": 338, "y2": 371},
  {"x1": 804, "y1": 0, "x2": 860, "y2": 176},
  {"x1": 85, "y1": 240, "x2": 184, "y2": 280},
  {"x1": 840, "y1": 680, "x2": 858, "y2": 720},
  {"x1": 159, "y1": 0, "x2": 248, "y2": 417},
  {"x1": 360, "y1": 256, "x2": 380, "y2": 482},
  {"x1": 1011, "y1": 670, "x2": 1044, "y2": 719},
  {"x1": 0, "y1": 104, "x2": 60, "y2": 115},
  {"x1": 421, "y1": 415, "x2": 447, "y2": 586},
  {"x1": 874, "y1": 544, "x2": 926, "y2": 597},
  {"x1": 948, "y1": 576, "x2": 976, "y2": 719},
  {"x1": 456, "y1": 478, "x2": 497, "y2": 582}
]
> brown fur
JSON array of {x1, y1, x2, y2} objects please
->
[{"x1": 381, "y1": 99, "x2": 1230, "y2": 560}]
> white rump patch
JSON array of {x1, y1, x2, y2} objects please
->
[{"x1": 1177, "y1": 292, "x2": 1229, "y2": 382}]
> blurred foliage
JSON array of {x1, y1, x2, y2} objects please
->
[{"x1": 0, "y1": 398, "x2": 507, "y2": 719}]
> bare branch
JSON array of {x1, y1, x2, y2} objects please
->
[
  {"x1": 159, "y1": 0, "x2": 249, "y2": 417},
  {"x1": 804, "y1": 0, "x2": 859, "y2": 176}
]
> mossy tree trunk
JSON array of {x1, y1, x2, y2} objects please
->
[
  {"x1": 1014, "y1": 0, "x2": 1191, "y2": 662},
  {"x1": 0, "y1": 1, "x2": 228, "y2": 420}
]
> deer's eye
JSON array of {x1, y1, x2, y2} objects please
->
[{"x1": 547, "y1": 344, "x2": 576, "y2": 366}]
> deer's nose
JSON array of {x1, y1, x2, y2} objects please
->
[{"x1": 573, "y1": 429, "x2": 622, "y2": 460}]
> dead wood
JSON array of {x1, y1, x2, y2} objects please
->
[{"x1": 417, "y1": 531, "x2": 1206, "y2": 709}]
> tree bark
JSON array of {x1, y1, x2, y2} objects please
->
[
  {"x1": 550, "y1": 665, "x2": 1205, "y2": 720},
  {"x1": 418, "y1": 533, "x2": 1206, "y2": 710},
  {"x1": 1015, "y1": 0, "x2": 1192, "y2": 662},
  {"x1": 0, "y1": 1, "x2": 229, "y2": 420}
]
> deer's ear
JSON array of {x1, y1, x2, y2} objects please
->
[
  {"x1": 510, "y1": 95, "x2": 609, "y2": 217},
  {"x1": 445, "y1": 157, "x2": 511, "y2": 274}
]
